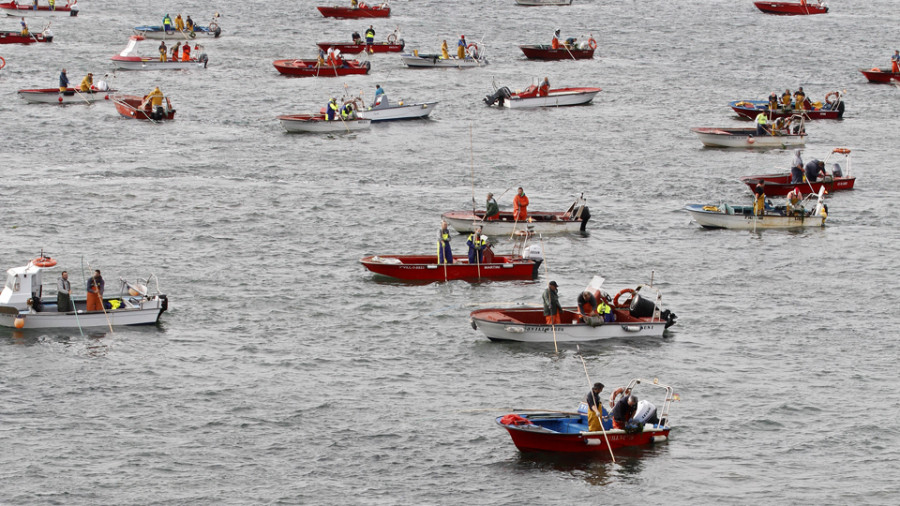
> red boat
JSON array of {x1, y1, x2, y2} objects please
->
[
  {"x1": 497, "y1": 378, "x2": 677, "y2": 455},
  {"x1": 0, "y1": 0, "x2": 78, "y2": 16},
  {"x1": 740, "y1": 148, "x2": 854, "y2": 196},
  {"x1": 111, "y1": 94, "x2": 176, "y2": 121},
  {"x1": 360, "y1": 253, "x2": 542, "y2": 282},
  {"x1": 754, "y1": 1, "x2": 828, "y2": 15},
  {"x1": 860, "y1": 67, "x2": 900, "y2": 84},
  {"x1": 519, "y1": 42, "x2": 595, "y2": 60},
  {"x1": 0, "y1": 29, "x2": 52, "y2": 44},
  {"x1": 273, "y1": 59, "x2": 370, "y2": 77},
  {"x1": 315, "y1": 40, "x2": 404, "y2": 54},
  {"x1": 317, "y1": 3, "x2": 390, "y2": 18}
]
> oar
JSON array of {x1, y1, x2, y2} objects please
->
[
  {"x1": 577, "y1": 344, "x2": 616, "y2": 462},
  {"x1": 563, "y1": 40, "x2": 577, "y2": 61},
  {"x1": 538, "y1": 234, "x2": 558, "y2": 354},
  {"x1": 72, "y1": 88, "x2": 93, "y2": 105}
]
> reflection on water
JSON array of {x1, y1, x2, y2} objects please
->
[
  {"x1": 513, "y1": 443, "x2": 671, "y2": 486},
  {"x1": 1, "y1": 329, "x2": 111, "y2": 357}
]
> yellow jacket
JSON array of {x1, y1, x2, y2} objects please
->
[{"x1": 146, "y1": 88, "x2": 164, "y2": 107}]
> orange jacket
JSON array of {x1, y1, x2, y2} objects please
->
[{"x1": 513, "y1": 193, "x2": 529, "y2": 220}]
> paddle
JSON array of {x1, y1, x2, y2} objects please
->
[{"x1": 577, "y1": 344, "x2": 616, "y2": 462}]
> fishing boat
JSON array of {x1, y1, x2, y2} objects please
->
[
  {"x1": 111, "y1": 36, "x2": 209, "y2": 70},
  {"x1": 484, "y1": 82, "x2": 601, "y2": 108},
  {"x1": 685, "y1": 187, "x2": 827, "y2": 230},
  {"x1": 515, "y1": 0, "x2": 574, "y2": 5},
  {"x1": 730, "y1": 91, "x2": 844, "y2": 120},
  {"x1": 739, "y1": 148, "x2": 854, "y2": 196},
  {"x1": 0, "y1": 255, "x2": 168, "y2": 330},
  {"x1": 860, "y1": 67, "x2": 900, "y2": 84},
  {"x1": 470, "y1": 276, "x2": 677, "y2": 343},
  {"x1": 400, "y1": 46, "x2": 487, "y2": 68},
  {"x1": 497, "y1": 378, "x2": 676, "y2": 454},
  {"x1": 133, "y1": 24, "x2": 221, "y2": 40},
  {"x1": 754, "y1": 1, "x2": 828, "y2": 15},
  {"x1": 273, "y1": 59, "x2": 370, "y2": 77},
  {"x1": 0, "y1": 0, "x2": 78, "y2": 17},
  {"x1": 277, "y1": 114, "x2": 371, "y2": 133},
  {"x1": 18, "y1": 87, "x2": 114, "y2": 104},
  {"x1": 349, "y1": 96, "x2": 437, "y2": 121},
  {"x1": 519, "y1": 42, "x2": 595, "y2": 60},
  {"x1": 316, "y1": 33, "x2": 404, "y2": 54},
  {"x1": 691, "y1": 114, "x2": 806, "y2": 148},
  {"x1": 0, "y1": 28, "x2": 51, "y2": 43},
  {"x1": 111, "y1": 94, "x2": 176, "y2": 121},
  {"x1": 317, "y1": 3, "x2": 390, "y2": 18},
  {"x1": 442, "y1": 195, "x2": 590, "y2": 235}
]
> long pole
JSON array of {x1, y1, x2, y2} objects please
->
[
  {"x1": 87, "y1": 262, "x2": 114, "y2": 334},
  {"x1": 577, "y1": 345, "x2": 616, "y2": 462},
  {"x1": 539, "y1": 234, "x2": 558, "y2": 353}
]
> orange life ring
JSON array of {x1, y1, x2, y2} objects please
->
[
  {"x1": 825, "y1": 91, "x2": 839, "y2": 105},
  {"x1": 833, "y1": 147, "x2": 851, "y2": 154},
  {"x1": 609, "y1": 386, "x2": 628, "y2": 407},
  {"x1": 0, "y1": 56, "x2": 5, "y2": 70},
  {"x1": 32, "y1": 257, "x2": 57, "y2": 268},
  {"x1": 613, "y1": 288, "x2": 635, "y2": 308},
  {"x1": 467, "y1": 42, "x2": 478, "y2": 52},
  {"x1": 588, "y1": 37, "x2": 597, "y2": 50}
]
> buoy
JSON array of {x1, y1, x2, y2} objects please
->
[
  {"x1": 58, "y1": 96, "x2": 63, "y2": 103},
  {"x1": 14, "y1": 317, "x2": 25, "y2": 329}
]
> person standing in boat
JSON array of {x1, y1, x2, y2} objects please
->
[
  {"x1": 485, "y1": 193, "x2": 499, "y2": 221},
  {"x1": 585, "y1": 382, "x2": 606, "y2": 432},
  {"x1": 365, "y1": 25, "x2": 375, "y2": 48},
  {"x1": 174, "y1": 13, "x2": 184, "y2": 32},
  {"x1": 185, "y1": 16, "x2": 194, "y2": 34},
  {"x1": 754, "y1": 112, "x2": 768, "y2": 136},
  {"x1": 542, "y1": 281, "x2": 562, "y2": 325},
  {"x1": 466, "y1": 226, "x2": 488, "y2": 265},
  {"x1": 767, "y1": 92, "x2": 778, "y2": 111},
  {"x1": 48, "y1": 0, "x2": 55, "y2": 11},
  {"x1": 551, "y1": 29, "x2": 561, "y2": 50},
  {"x1": 892, "y1": 50, "x2": 900, "y2": 73},
  {"x1": 162, "y1": 13, "x2": 173, "y2": 31},
  {"x1": 20, "y1": 17, "x2": 28, "y2": 36},
  {"x1": 374, "y1": 84, "x2": 385, "y2": 106},
  {"x1": 142, "y1": 86, "x2": 165, "y2": 119},
  {"x1": 805, "y1": 159, "x2": 825, "y2": 182},
  {"x1": 513, "y1": 187, "x2": 529, "y2": 221},
  {"x1": 79, "y1": 72, "x2": 93, "y2": 92},
  {"x1": 457, "y1": 35, "x2": 467, "y2": 59},
  {"x1": 438, "y1": 221, "x2": 453, "y2": 265},
  {"x1": 58, "y1": 68, "x2": 69, "y2": 92},
  {"x1": 790, "y1": 149, "x2": 804, "y2": 183},
  {"x1": 181, "y1": 42, "x2": 191, "y2": 61},
  {"x1": 441, "y1": 40, "x2": 450, "y2": 59},
  {"x1": 577, "y1": 290, "x2": 598, "y2": 324},
  {"x1": 57, "y1": 271, "x2": 73, "y2": 312},
  {"x1": 793, "y1": 88, "x2": 806, "y2": 110},
  {"x1": 86, "y1": 270, "x2": 104, "y2": 312},
  {"x1": 538, "y1": 77, "x2": 550, "y2": 97},
  {"x1": 159, "y1": 40, "x2": 167, "y2": 62},
  {"x1": 325, "y1": 97, "x2": 338, "y2": 121},
  {"x1": 753, "y1": 182, "x2": 766, "y2": 216},
  {"x1": 352, "y1": 31, "x2": 361, "y2": 44},
  {"x1": 780, "y1": 89, "x2": 792, "y2": 111},
  {"x1": 610, "y1": 395, "x2": 638, "y2": 430},
  {"x1": 170, "y1": 41, "x2": 181, "y2": 62}
]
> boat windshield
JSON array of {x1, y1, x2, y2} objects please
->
[{"x1": 5, "y1": 273, "x2": 18, "y2": 292}]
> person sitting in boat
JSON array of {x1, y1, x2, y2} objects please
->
[
  {"x1": 95, "y1": 74, "x2": 109, "y2": 91},
  {"x1": 174, "y1": 13, "x2": 184, "y2": 32},
  {"x1": 551, "y1": 29, "x2": 561, "y2": 50},
  {"x1": 162, "y1": 13, "x2": 173, "y2": 31},
  {"x1": 325, "y1": 97, "x2": 338, "y2": 121},
  {"x1": 57, "y1": 271, "x2": 73, "y2": 312},
  {"x1": 513, "y1": 187, "x2": 528, "y2": 221},
  {"x1": 340, "y1": 101, "x2": 356, "y2": 120},
  {"x1": 181, "y1": 42, "x2": 191, "y2": 61},
  {"x1": 585, "y1": 382, "x2": 606, "y2": 432},
  {"x1": 538, "y1": 77, "x2": 550, "y2": 97},
  {"x1": 610, "y1": 395, "x2": 638, "y2": 430},
  {"x1": 754, "y1": 112, "x2": 769, "y2": 136},
  {"x1": 185, "y1": 15, "x2": 194, "y2": 33},
  {"x1": 79, "y1": 72, "x2": 93, "y2": 92},
  {"x1": 438, "y1": 221, "x2": 453, "y2": 264},
  {"x1": 457, "y1": 35, "x2": 467, "y2": 59},
  {"x1": 352, "y1": 31, "x2": 362, "y2": 44},
  {"x1": 142, "y1": 86, "x2": 166, "y2": 119},
  {"x1": 86, "y1": 270, "x2": 104, "y2": 312},
  {"x1": 832, "y1": 163, "x2": 843, "y2": 178},
  {"x1": 542, "y1": 281, "x2": 562, "y2": 325},
  {"x1": 598, "y1": 294, "x2": 614, "y2": 323},
  {"x1": 171, "y1": 41, "x2": 181, "y2": 61},
  {"x1": 365, "y1": 25, "x2": 375, "y2": 46},
  {"x1": 441, "y1": 40, "x2": 449, "y2": 59},
  {"x1": 780, "y1": 89, "x2": 792, "y2": 111},
  {"x1": 767, "y1": 92, "x2": 778, "y2": 111},
  {"x1": 793, "y1": 87, "x2": 806, "y2": 110},
  {"x1": 485, "y1": 193, "x2": 499, "y2": 221},
  {"x1": 58, "y1": 68, "x2": 69, "y2": 92},
  {"x1": 577, "y1": 290, "x2": 598, "y2": 324},
  {"x1": 805, "y1": 159, "x2": 825, "y2": 182},
  {"x1": 786, "y1": 187, "x2": 803, "y2": 214},
  {"x1": 892, "y1": 50, "x2": 900, "y2": 73},
  {"x1": 467, "y1": 226, "x2": 489, "y2": 265},
  {"x1": 565, "y1": 37, "x2": 577, "y2": 49},
  {"x1": 20, "y1": 17, "x2": 28, "y2": 36},
  {"x1": 159, "y1": 41, "x2": 167, "y2": 62},
  {"x1": 790, "y1": 149, "x2": 804, "y2": 183}
]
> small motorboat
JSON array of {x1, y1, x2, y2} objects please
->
[
  {"x1": 739, "y1": 148, "x2": 854, "y2": 196},
  {"x1": 730, "y1": 91, "x2": 844, "y2": 120},
  {"x1": 316, "y1": 32, "x2": 404, "y2": 54},
  {"x1": 133, "y1": 24, "x2": 222, "y2": 40},
  {"x1": 470, "y1": 276, "x2": 677, "y2": 343},
  {"x1": 754, "y1": 1, "x2": 828, "y2": 15},
  {"x1": 400, "y1": 45, "x2": 487, "y2": 68},
  {"x1": 273, "y1": 59, "x2": 370, "y2": 77},
  {"x1": 317, "y1": 2, "x2": 390, "y2": 18},
  {"x1": 442, "y1": 194, "x2": 590, "y2": 235},
  {"x1": 18, "y1": 87, "x2": 115, "y2": 104},
  {"x1": 519, "y1": 42, "x2": 595, "y2": 60},
  {"x1": 111, "y1": 94, "x2": 176, "y2": 121},
  {"x1": 0, "y1": 0, "x2": 78, "y2": 17},
  {"x1": 111, "y1": 36, "x2": 209, "y2": 70},
  {"x1": 685, "y1": 187, "x2": 827, "y2": 230},
  {"x1": 515, "y1": 0, "x2": 573, "y2": 5},
  {"x1": 0, "y1": 255, "x2": 168, "y2": 330},
  {"x1": 484, "y1": 82, "x2": 601, "y2": 108},
  {"x1": 860, "y1": 67, "x2": 900, "y2": 84},
  {"x1": 691, "y1": 114, "x2": 807, "y2": 148},
  {"x1": 0, "y1": 28, "x2": 51, "y2": 43},
  {"x1": 277, "y1": 114, "x2": 371, "y2": 133},
  {"x1": 497, "y1": 378, "x2": 676, "y2": 454},
  {"x1": 348, "y1": 95, "x2": 437, "y2": 121}
]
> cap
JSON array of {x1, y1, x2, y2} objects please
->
[{"x1": 549, "y1": 281, "x2": 558, "y2": 287}]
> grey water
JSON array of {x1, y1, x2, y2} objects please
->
[{"x1": 2, "y1": 0, "x2": 899, "y2": 504}]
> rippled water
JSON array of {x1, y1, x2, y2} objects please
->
[{"x1": 2, "y1": 0, "x2": 900, "y2": 504}]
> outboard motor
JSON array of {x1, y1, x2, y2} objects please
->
[
  {"x1": 633, "y1": 400, "x2": 659, "y2": 425},
  {"x1": 483, "y1": 86, "x2": 511, "y2": 106},
  {"x1": 522, "y1": 244, "x2": 543, "y2": 261}
]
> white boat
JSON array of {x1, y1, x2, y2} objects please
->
[
  {"x1": 442, "y1": 195, "x2": 590, "y2": 235},
  {"x1": 352, "y1": 96, "x2": 438, "y2": 121},
  {"x1": 0, "y1": 256, "x2": 168, "y2": 330},
  {"x1": 484, "y1": 84, "x2": 601, "y2": 108},
  {"x1": 133, "y1": 25, "x2": 221, "y2": 40},
  {"x1": 515, "y1": 0, "x2": 572, "y2": 5},
  {"x1": 685, "y1": 187, "x2": 826, "y2": 230},
  {"x1": 400, "y1": 52, "x2": 487, "y2": 68},
  {"x1": 277, "y1": 113, "x2": 371, "y2": 133},
  {"x1": 470, "y1": 276, "x2": 676, "y2": 343},
  {"x1": 111, "y1": 36, "x2": 209, "y2": 71},
  {"x1": 690, "y1": 127, "x2": 807, "y2": 148},
  {"x1": 18, "y1": 87, "x2": 115, "y2": 104}
]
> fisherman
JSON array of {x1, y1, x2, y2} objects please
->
[
  {"x1": 457, "y1": 35, "x2": 467, "y2": 59},
  {"x1": 351, "y1": 0, "x2": 358, "y2": 6},
  {"x1": 551, "y1": 29, "x2": 561, "y2": 50},
  {"x1": 793, "y1": 87, "x2": 806, "y2": 110},
  {"x1": 790, "y1": 149, "x2": 804, "y2": 183},
  {"x1": 171, "y1": 41, "x2": 181, "y2": 61},
  {"x1": 542, "y1": 281, "x2": 562, "y2": 325},
  {"x1": 374, "y1": 84, "x2": 385, "y2": 106},
  {"x1": 365, "y1": 25, "x2": 375, "y2": 46},
  {"x1": 325, "y1": 97, "x2": 338, "y2": 121},
  {"x1": 57, "y1": 271, "x2": 73, "y2": 312},
  {"x1": 441, "y1": 39, "x2": 449, "y2": 59},
  {"x1": 485, "y1": 192, "x2": 499, "y2": 221},
  {"x1": 79, "y1": 72, "x2": 93, "y2": 91},
  {"x1": 438, "y1": 221, "x2": 453, "y2": 264},
  {"x1": 85, "y1": 270, "x2": 104, "y2": 312},
  {"x1": 194, "y1": 44, "x2": 208, "y2": 67},
  {"x1": 752, "y1": 182, "x2": 767, "y2": 216},
  {"x1": 174, "y1": 13, "x2": 184, "y2": 31},
  {"x1": 610, "y1": 395, "x2": 638, "y2": 430},
  {"x1": 598, "y1": 294, "x2": 614, "y2": 322},
  {"x1": 186, "y1": 15, "x2": 194, "y2": 33},
  {"x1": 58, "y1": 68, "x2": 69, "y2": 92},
  {"x1": 786, "y1": 187, "x2": 803, "y2": 215},
  {"x1": 142, "y1": 86, "x2": 166, "y2": 120},
  {"x1": 466, "y1": 226, "x2": 488, "y2": 265},
  {"x1": 513, "y1": 187, "x2": 529, "y2": 221},
  {"x1": 181, "y1": 41, "x2": 191, "y2": 61},
  {"x1": 162, "y1": 13, "x2": 173, "y2": 31},
  {"x1": 159, "y1": 40, "x2": 167, "y2": 62},
  {"x1": 340, "y1": 101, "x2": 356, "y2": 120},
  {"x1": 585, "y1": 382, "x2": 606, "y2": 432},
  {"x1": 565, "y1": 37, "x2": 577, "y2": 48},
  {"x1": 577, "y1": 290, "x2": 598, "y2": 324},
  {"x1": 768, "y1": 92, "x2": 778, "y2": 111},
  {"x1": 48, "y1": 0, "x2": 55, "y2": 10},
  {"x1": 352, "y1": 31, "x2": 362, "y2": 44},
  {"x1": 538, "y1": 77, "x2": 550, "y2": 97},
  {"x1": 805, "y1": 159, "x2": 826, "y2": 182},
  {"x1": 20, "y1": 17, "x2": 28, "y2": 36},
  {"x1": 780, "y1": 89, "x2": 792, "y2": 110},
  {"x1": 893, "y1": 50, "x2": 900, "y2": 73},
  {"x1": 755, "y1": 112, "x2": 768, "y2": 136}
]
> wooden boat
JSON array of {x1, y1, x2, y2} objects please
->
[
  {"x1": 111, "y1": 36, "x2": 209, "y2": 70},
  {"x1": 515, "y1": 0, "x2": 573, "y2": 5},
  {"x1": 497, "y1": 378, "x2": 676, "y2": 454},
  {"x1": 0, "y1": 256, "x2": 167, "y2": 330},
  {"x1": 691, "y1": 115, "x2": 807, "y2": 148},
  {"x1": 273, "y1": 59, "x2": 370, "y2": 77},
  {"x1": 754, "y1": 1, "x2": 828, "y2": 15},
  {"x1": 317, "y1": 3, "x2": 390, "y2": 18},
  {"x1": 442, "y1": 195, "x2": 589, "y2": 235},
  {"x1": 0, "y1": 0, "x2": 78, "y2": 17},
  {"x1": 277, "y1": 114, "x2": 371, "y2": 133},
  {"x1": 484, "y1": 84, "x2": 601, "y2": 108},
  {"x1": 730, "y1": 91, "x2": 844, "y2": 120},
  {"x1": 353, "y1": 97, "x2": 437, "y2": 121},
  {"x1": 315, "y1": 39, "x2": 404, "y2": 54},
  {"x1": 860, "y1": 67, "x2": 900, "y2": 84},
  {"x1": 18, "y1": 87, "x2": 114, "y2": 104},
  {"x1": 685, "y1": 187, "x2": 827, "y2": 230},
  {"x1": 111, "y1": 94, "x2": 176, "y2": 121},
  {"x1": 0, "y1": 29, "x2": 51, "y2": 43},
  {"x1": 470, "y1": 276, "x2": 677, "y2": 343},
  {"x1": 360, "y1": 244, "x2": 543, "y2": 282},
  {"x1": 519, "y1": 43, "x2": 595, "y2": 60},
  {"x1": 133, "y1": 24, "x2": 221, "y2": 40},
  {"x1": 400, "y1": 51, "x2": 487, "y2": 68},
  {"x1": 739, "y1": 148, "x2": 854, "y2": 196}
]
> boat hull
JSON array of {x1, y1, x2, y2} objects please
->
[
  {"x1": 400, "y1": 54, "x2": 487, "y2": 68},
  {"x1": 860, "y1": 68, "x2": 899, "y2": 83},
  {"x1": 111, "y1": 56, "x2": 207, "y2": 70},
  {"x1": 132, "y1": 26, "x2": 221, "y2": 40},
  {"x1": 504, "y1": 87, "x2": 600, "y2": 108},
  {"x1": 441, "y1": 210, "x2": 585, "y2": 235},
  {"x1": 273, "y1": 59, "x2": 370, "y2": 76},
  {"x1": 470, "y1": 307, "x2": 669, "y2": 343},
  {"x1": 356, "y1": 101, "x2": 437, "y2": 121},
  {"x1": 730, "y1": 100, "x2": 843, "y2": 120},
  {"x1": 519, "y1": 44, "x2": 594, "y2": 60},
  {"x1": 360, "y1": 255, "x2": 540, "y2": 282},
  {"x1": 0, "y1": 298, "x2": 165, "y2": 329},
  {"x1": 0, "y1": 30, "x2": 51, "y2": 43},
  {"x1": 112, "y1": 95, "x2": 176, "y2": 120},
  {"x1": 498, "y1": 415, "x2": 670, "y2": 453},
  {"x1": 754, "y1": 1, "x2": 828, "y2": 15},
  {"x1": 515, "y1": 0, "x2": 573, "y2": 5},
  {"x1": 315, "y1": 40, "x2": 404, "y2": 54},
  {"x1": 278, "y1": 114, "x2": 371, "y2": 133},
  {"x1": 691, "y1": 127, "x2": 806, "y2": 148},
  {"x1": 0, "y1": 2, "x2": 75, "y2": 17},
  {"x1": 685, "y1": 204, "x2": 825, "y2": 229},
  {"x1": 316, "y1": 5, "x2": 390, "y2": 18},
  {"x1": 739, "y1": 173, "x2": 855, "y2": 196},
  {"x1": 18, "y1": 88, "x2": 114, "y2": 104}
]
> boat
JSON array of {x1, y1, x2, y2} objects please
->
[
  {"x1": 685, "y1": 187, "x2": 827, "y2": 230},
  {"x1": 133, "y1": 24, "x2": 221, "y2": 40},
  {"x1": 0, "y1": 255, "x2": 167, "y2": 329},
  {"x1": 273, "y1": 59, "x2": 370, "y2": 77},
  {"x1": 277, "y1": 114, "x2": 371, "y2": 133},
  {"x1": 515, "y1": 0, "x2": 573, "y2": 5},
  {"x1": 860, "y1": 67, "x2": 900, "y2": 84},
  {"x1": 18, "y1": 87, "x2": 115, "y2": 104},
  {"x1": 730, "y1": 91, "x2": 844, "y2": 120},
  {"x1": 470, "y1": 276, "x2": 677, "y2": 343},
  {"x1": 347, "y1": 95, "x2": 437, "y2": 122},
  {"x1": 754, "y1": 1, "x2": 828, "y2": 15},
  {"x1": 400, "y1": 48, "x2": 487, "y2": 68},
  {"x1": 690, "y1": 114, "x2": 806, "y2": 148},
  {"x1": 519, "y1": 42, "x2": 595, "y2": 60},
  {"x1": 484, "y1": 82, "x2": 601, "y2": 108},
  {"x1": 0, "y1": 0, "x2": 78, "y2": 17},
  {"x1": 316, "y1": 32, "x2": 404, "y2": 54},
  {"x1": 317, "y1": 3, "x2": 390, "y2": 18},
  {"x1": 497, "y1": 378, "x2": 676, "y2": 454},
  {"x1": 739, "y1": 148, "x2": 854, "y2": 196},
  {"x1": 0, "y1": 28, "x2": 51, "y2": 43},
  {"x1": 111, "y1": 36, "x2": 209, "y2": 70},
  {"x1": 442, "y1": 194, "x2": 590, "y2": 235},
  {"x1": 111, "y1": 94, "x2": 176, "y2": 121}
]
